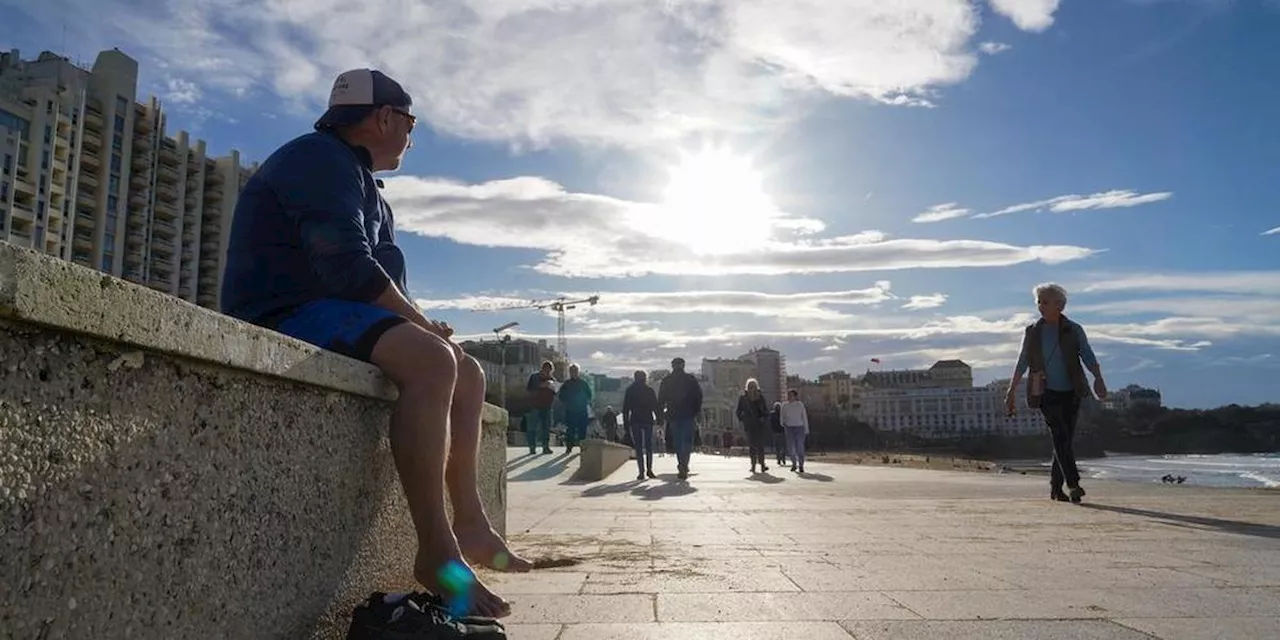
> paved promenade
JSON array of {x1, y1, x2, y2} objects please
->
[{"x1": 485, "y1": 448, "x2": 1279, "y2": 639}]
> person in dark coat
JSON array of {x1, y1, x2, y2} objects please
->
[
  {"x1": 736, "y1": 379, "x2": 772, "y2": 473},
  {"x1": 769, "y1": 402, "x2": 786, "y2": 466},
  {"x1": 622, "y1": 370, "x2": 659, "y2": 480}
]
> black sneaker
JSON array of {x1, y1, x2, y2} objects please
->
[
  {"x1": 406, "y1": 592, "x2": 506, "y2": 628},
  {"x1": 346, "y1": 592, "x2": 506, "y2": 640},
  {"x1": 1068, "y1": 486, "x2": 1086, "y2": 503},
  {"x1": 646, "y1": 470, "x2": 656, "y2": 479}
]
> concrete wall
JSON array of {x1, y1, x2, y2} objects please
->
[{"x1": 0, "y1": 244, "x2": 508, "y2": 639}]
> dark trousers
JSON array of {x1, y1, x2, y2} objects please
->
[
  {"x1": 631, "y1": 423, "x2": 655, "y2": 475},
  {"x1": 772, "y1": 432, "x2": 787, "y2": 464},
  {"x1": 525, "y1": 407, "x2": 552, "y2": 452},
  {"x1": 1039, "y1": 390, "x2": 1082, "y2": 490},
  {"x1": 747, "y1": 427, "x2": 770, "y2": 468}
]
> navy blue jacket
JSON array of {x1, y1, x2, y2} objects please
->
[{"x1": 220, "y1": 131, "x2": 407, "y2": 325}]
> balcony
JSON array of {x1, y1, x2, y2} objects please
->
[
  {"x1": 79, "y1": 172, "x2": 99, "y2": 188},
  {"x1": 152, "y1": 220, "x2": 177, "y2": 237},
  {"x1": 158, "y1": 165, "x2": 181, "y2": 183},
  {"x1": 81, "y1": 149, "x2": 101, "y2": 166},
  {"x1": 73, "y1": 231, "x2": 94, "y2": 251},
  {"x1": 9, "y1": 202, "x2": 36, "y2": 222}
]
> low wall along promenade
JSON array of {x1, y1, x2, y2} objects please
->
[{"x1": 0, "y1": 243, "x2": 508, "y2": 639}]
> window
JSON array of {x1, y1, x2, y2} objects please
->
[
  {"x1": 100, "y1": 253, "x2": 113, "y2": 271},
  {"x1": 2, "y1": 153, "x2": 10, "y2": 173},
  {"x1": 110, "y1": 154, "x2": 121, "y2": 175},
  {"x1": 37, "y1": 200, "x2": 45, "y2": 219},
  {"x1": 112, "y1": 134, "x2": 122, "y2": 152},
  {"x1": 114, "y1": 115, "x2": 125, "y2": 133},
  {"x1": 41, "y1": 150, "x2": 49, "y2": 169},
  {"x1": 1, "y1": 181, "x2": 8, "y2": 199},
  {"x1": 44, "y1": 125, "x2": 52, "y2": 144},
  {"x1": 116, "y1": 96, "x2": 128, "y2": 112},
  {"x1": 108, "y1": 175, "x2": 119, "y2": 195},
  {"x1": 107, "y1": 195, "x2": 118, "y2": 212}
]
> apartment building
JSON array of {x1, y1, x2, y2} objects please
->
[
  {"x1": 861, "y1": 359, "x2": 973, "y2": 390},
  {"x1": 738, "y1": 346, "x2": 787, "y2": 406},
  {"x1": 0, "y1": 47, "x2": 253, "y2": 310},
  {"x1": 856, "y1": 380, "x2": 1044, "y2": 439}
]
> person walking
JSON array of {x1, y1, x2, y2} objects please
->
[
  {"x1": 658, "y1": 357, "x2": 704, "y2": 480},
  {"x1": 558, "y1": 363, "x2": 592, "y2": 453},
  {"x1": 525, "y1": 361, "x2": 557, "y2": 454},
  {"x1": 1007, "y1": 283, "x2": 1108, "y2": 503},
  {"x1": 769, "y1": 401, "x2": 786, "y2": 467},
  {"x1": 622, "y1": 370, "x2": 659, "y2": 480},
  {"x1": 780, "y1": 389, "x2": 810, "y2": 473},
  {"x1": 736, "y1": 379, "x2": 772, "y2": 473},
  {"x1": 600, "y1": 405, "x2": 619, "y2": 442}
]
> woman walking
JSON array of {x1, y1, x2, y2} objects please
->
[
  {"x1": 1007, "y1": 283, "x2": 1108, "y2": 503},
  {"x1": 780, "y1": 389, "x2": 810, "y2": 473},
  {"x1": 736, "y1": 379, "x2": 772, "y2": 473}
]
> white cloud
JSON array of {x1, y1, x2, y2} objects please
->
[
  {"x1": 164, "y1": 77, "x2": 202, "y2": 105},
  {"x1": 419, "y1": 285, "x2": 899, "y2": 321},
  {"x1": 1078, "y1": 272, "x2": 1280, "y2": 296},
  {"x1": 978, "y1": 42, "x2": 1013, "y2": 55},
  {"x1": 6, "y1": 0, "x2": 1062, "y2": 148},
  {"x1": 912, "y1": 202, "x2": 971, "y2": 223},
  {"x1": 902, "y1": 294, "x2": 949, "y2": 310},
  {"x1": 986, "y1": 0, "x2": 1062, "y2": 32},
  {"x1": 1263, "y1": 226, "x2": 1280, "y2": 236},
  {"x1": 382, "y1": 175, "x2": 1098, "y2": 277},
  {"x1": 972, "y1": 189, "x2": 1174, "y2": 219}
]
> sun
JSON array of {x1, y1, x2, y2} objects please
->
[{"x1": 654, "y1": 148, "x2": 778, "y2": 255}]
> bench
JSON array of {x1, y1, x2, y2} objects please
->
[
  {"x1": 574, "y1": 438, "x2": 636, "y2": 481},
  {"x1": 0, "y1": 243, "x2": 508, "y2": 639}
]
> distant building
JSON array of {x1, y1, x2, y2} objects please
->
[
  {"x1": 816, "y1": 370, "x2": 860, "y2": 413},
  {"x1": 861, "y1": 359, "x2": 973, "y2": 390},
  {"x1": 786, "y1": 374, "x2": 825, "y2": 409},
  {"x1": 739, "y1": 346, "x2": 787, "y2": 406},
  {"x1": 1103, "y1": 384, "x2": 1163, "y2": 412},
  {"x1": 856, "y1": 379, "x2": 1042, "y2": 439}
]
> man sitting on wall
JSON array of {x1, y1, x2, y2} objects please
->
[{"x1": 220, "y1": 68, "x2": 529, "y2": 620}]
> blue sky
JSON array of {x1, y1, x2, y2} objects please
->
[{"x1": 6, "y1": 0, "x2": 1278, "y2": 408}]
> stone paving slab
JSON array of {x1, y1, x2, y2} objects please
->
[{"x1": 488, "y1": 449, "x2": 1280, "y2": 639}]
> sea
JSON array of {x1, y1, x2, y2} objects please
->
[{"x1": 1075, "y1": 453, "x2": 1280, "y2": 490}]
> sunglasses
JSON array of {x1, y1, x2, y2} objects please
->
[{"x1": 389, "y1": 107, "x2": 416, "y2": 133}]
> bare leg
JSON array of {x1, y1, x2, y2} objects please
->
[
  {"x1": 448, "y1": 352, "x2": 533, "y2": 572},
  {"x1": 370, "y1": 324, "x2": 511, "y2": 618}
]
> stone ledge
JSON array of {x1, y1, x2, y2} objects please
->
[{"x1": 0, "y1": 242, "x2": 397, "y2": 401}]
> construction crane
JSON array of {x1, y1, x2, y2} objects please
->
[{"x1": 472, "y1": 295, "x2": 600, "y2": 364}]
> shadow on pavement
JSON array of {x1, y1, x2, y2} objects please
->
[
  {"x1": 747, "y1": 473, "x2": 785, "y2": 484},
  {"x1": 631, "y1": 477, "x2": 698, "y2": 500},
  {"x1": 796, "y1": 472, "x2": 835, "y2": 482},
  {"x1": 1079, "y1": 503, "x2": 1280, "y2": 540},
  {"x1": 509, "y1": 452, "x2": 577, "y2": 482},
  {"x1": 577, "y1": 480, "x2": 646, "y2": 497},
  {"x1": 505, "y1": 452, "x2": 541, "y2": 471}
]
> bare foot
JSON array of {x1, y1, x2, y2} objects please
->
[
  {"x1": 455, "y1": 522, "x2": 534, "y2": 573},
  {"x1": 415, "y1": 544, "x2": 511, "y2": 619}
]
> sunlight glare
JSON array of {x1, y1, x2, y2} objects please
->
[{"x1": 655, "y1": 148, "x2": 778, "y2": 255}]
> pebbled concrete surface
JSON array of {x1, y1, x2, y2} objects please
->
[
  {"x1": 491, "y1": 448, "x2": 1280, "y2": 639},
  {"x1": 0, "y1": 244, "x2": 510, "y2": 640}
]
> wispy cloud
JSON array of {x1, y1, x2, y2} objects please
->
[
  {"x1": 1079, "y1": 271, "x2": 1280, "y2": 296},
  {"x1": 911, "y1": 203, "x2": 971, "y2": 223},
  {"x1": 902, "y1": 294, "x2": 949, "y2": 310},
  {"x1": 987, "y1": 0, "x2": 1062, "y2": 33},
  {"x1": 383, "y1": 175, "x2": 1098, "y2": 278},
  {"x1": 979, "y1": 42, "x2": 1013, "y2": 55},
  {"x1": 1263, "y1": 226, "x2": 1280, "y2": 236},
  {"x1": 5, "y1": 0, "x2": 1069, "y2": 148},
  {"x1": 971, "y1": 189, "x2": 1173, "y2": 219},
  {"x1": 417, "y1": 284, "x2": 901, "y2": 321}
]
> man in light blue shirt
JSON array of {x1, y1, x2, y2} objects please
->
[{"x1": 1008, "y1": 283, "x2": 1108, "y2": 503}]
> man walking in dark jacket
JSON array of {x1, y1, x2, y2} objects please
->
[
  {"x1": 658, "y1": 357, "x2": 703, "y2": 480},
  {"x1": 622, "y1": 370, "x2": 659, "y2": 480}
]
